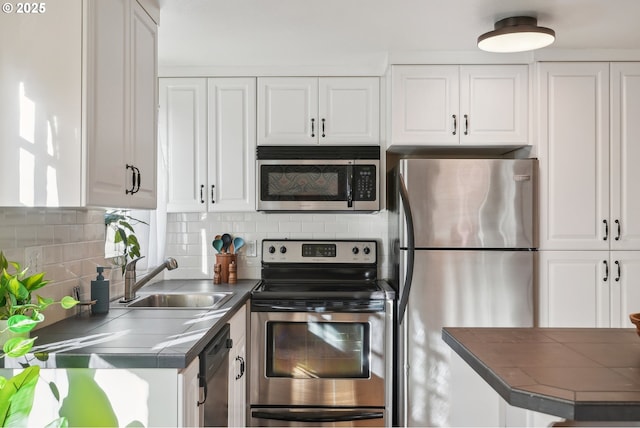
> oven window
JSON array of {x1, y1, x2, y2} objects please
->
[
  {"x1": 260, "y1": 165, "x2": 347, "y2": 201},
  {"x1": 266, "y1": 321, "x2": 370, "y2": 378}
]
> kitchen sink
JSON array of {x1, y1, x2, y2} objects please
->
[{"x1": 126, "y1": 292, "x2": 233, "y2": 309}]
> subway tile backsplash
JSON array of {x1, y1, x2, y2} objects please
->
[
  {"x1": 0, "y1": 208, "x2": 121, "y2": 328},
  {"x1": 164, "y1": 211, "x2": 390, "y2": 281}
]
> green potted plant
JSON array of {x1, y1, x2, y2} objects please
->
[
  {"x1": 0, "y1": 251, "x2": 79, "y2": 426},
  {"x1": 104, "y1": 210, "x2": 148, "y2": 274}
]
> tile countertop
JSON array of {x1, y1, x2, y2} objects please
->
[
  {"x1": 2, "y1": 279, "x2": 258, "y2": 370},
  {"x1": 442, "y1": 327, "x2": 640, "y2": 422}
]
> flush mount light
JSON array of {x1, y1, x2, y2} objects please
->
[{"x1": 478, "y1": 16, "x2": 555, "y2": 53}]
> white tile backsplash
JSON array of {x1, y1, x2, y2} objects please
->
[
  {"x1": 0, "y1": 207, "x2": 124, "y2": 329},
  {"x1": 164, "y1": 210, "x2": 389, "y2": 281}
]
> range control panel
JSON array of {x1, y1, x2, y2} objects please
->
[{"x1": 262, "y1": 240, "x2": 377, "y2": 264}]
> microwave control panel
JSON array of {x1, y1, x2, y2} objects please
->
[{"x1": 353, "y1": 165, "x2": 377, "y2": 201}]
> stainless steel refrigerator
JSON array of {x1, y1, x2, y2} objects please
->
[{"x1": 388, "y1": 158, "x2": 537, "y2": 427}]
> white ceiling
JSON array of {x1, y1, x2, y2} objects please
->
[{"x1": 157, "y1": 0, "x2": 640, "y2": 74}]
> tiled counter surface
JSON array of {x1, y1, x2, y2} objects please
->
[
  {"x1": 442, "y1": 327, "x2": 640, "y2": 422},
  {"x1": 2, "y1": 279, "x2": 258, "y2": 369}
]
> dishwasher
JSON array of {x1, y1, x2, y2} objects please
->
[{"x1": 199, "y1": 323, "x2": 232, "y2": 427}]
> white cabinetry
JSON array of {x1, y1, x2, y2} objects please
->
[
  {"x1": 160, "y1": 78, "x2": 256, "y2": 212},
  {"x1": 539, "y1": 251, "x2": 640, "y2": 328},
  {"x1": 390, "y1": 65, "x2": 528, "y2": 146},
  {"x1": 178, "y1": 357, "x2": 202, "y2": 427},
  {"x1": 538, "y1": 62, "x2": 640, "y2": 329},
  {"x1": 257, "y1": 77, "x2": 380, "y2": 144},
  {"x1": 228, "y1": 303, "x2": 247, "y2": 427},
  {"x1": 0, "y1": 0, "x2": 158, "y2": 208}
]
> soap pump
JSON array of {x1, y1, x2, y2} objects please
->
[{"x1": 91, "y1": 266, "x2": 110, "y2": 314}]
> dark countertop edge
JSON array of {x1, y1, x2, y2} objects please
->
[
  {"x1": 442, "y1": 327, "x2": 640, "y2": 422},
  {"x1": 1, "y1": 279, "x2": 259, "y2": 371}
]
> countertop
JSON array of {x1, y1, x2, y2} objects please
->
[
  {"x1": 442, "y1": 327, "x2": 640, "y2": 421},
  {"x1": 2, "y1": 279, "x2": 258, "y2": 370}
]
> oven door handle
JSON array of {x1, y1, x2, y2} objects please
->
[{"x1": 252, "y1": 409, "x2": 384, "y2": 423}]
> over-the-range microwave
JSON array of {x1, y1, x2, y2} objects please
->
[{"x1": 256, "y1": 145, "x2": 380, "y2": 212}]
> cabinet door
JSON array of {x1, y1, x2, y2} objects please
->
[
  {"x1": 609, "y1": 251, "x2": 640, "y2": 328},
  {"x1": 538, "y1": 251, "x2": 610, "y2": 328},
  {"x1": 84, "y1": 0, "x2": 130, "y2": 207},
  {"x1": 228, "y1": 304, "x2": 247, "y2": 428},
  {"x1": 611, "y1": 63, "x2": 640, "y2": 250},
  {"x1": 0, "y1": 0, "x2": 82, "y2": 207},
  {"x1": 257, "y1": 77, "x2": 317, "y2": 144},
  {"x1": 128, "y1": 0, "x2": 158, "y2": 209},
  {"x1": 538, "y1": 63, "x2": 610, "y2": 250},
  {"x1": 178, "y1": 357, "x2": 202, "y2": 427},
  {"x1": 460, "y1": 65, "x2": 528, "y2": 144},
  {"x1": 207, "y1": 78, "x2": 256, "y2": 211},
  {"x1": 318, "y1": 77, "x2": 379, "y2": 144},
  {"x1": 161, "y1": 78, "x2": 208, "y2": 213},
  {"x1": 391, "y1": 65, "x2": 459, "y2": 144}
]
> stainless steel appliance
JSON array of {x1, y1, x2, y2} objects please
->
[
  {"x1": 388, "y1": 158, "x2": 537, "y2": 427},
  {"x1": 256, "y1": 146, "x2": 380, "y2": 212},
  {"x1": 199, "y1": 323, "x2": 231, "y2": 427},
  {"x1": 250, "y1": 239, "x2": 395, "y2": 427}
]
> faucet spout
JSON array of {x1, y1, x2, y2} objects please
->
[{"x1": 120, "y1": 257, "x2": 179, "y2": 303}]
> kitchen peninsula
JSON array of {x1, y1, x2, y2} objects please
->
[{"x1": 443, "y1": 327, "x2": 640, "y2": 422}]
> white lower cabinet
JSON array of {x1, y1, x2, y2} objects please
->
[
  {"x1": 228, "y1": 303, "x2": 247, "y2": 427},
  {"x1": 160, "y1": 77, "x2": 256, "y2": 212},
  {"x1": 538, "y1": 250, "x2": 640, "y2": 328},
  {"x1": 179, "y1": 357, "x2": 202, "y2": 427}
]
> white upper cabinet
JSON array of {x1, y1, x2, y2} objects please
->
[
  {"x1": 610, "y1": 62, "x2": 640, "y2": 250},
  {"x1": 257, "y1": 77, "x2": 380, "y2": 144},
  {"x1": 161, "y1": 77, "x2": 256, "y2": 213},
  {"x1": 0, "y1": 0, "x2": 158, "y2": 208},
  {"x1": 538, "y1": 62, "x2": 640, "y2": 251},
  {"x1": 391, "y1": 64, "x2": 528, "y2": 146}
]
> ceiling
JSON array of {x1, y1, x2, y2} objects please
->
[{"x1": 157, "y1": 0, "x2": 640, "y2": 74}]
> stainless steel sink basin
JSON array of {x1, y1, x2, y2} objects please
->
[{"x1": 126, "y1": 292, "x2": 233, "y2": 309}]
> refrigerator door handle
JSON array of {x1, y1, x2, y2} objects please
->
[{"x1": 398, "y1": 173, "x2": 415, "y2": 324}]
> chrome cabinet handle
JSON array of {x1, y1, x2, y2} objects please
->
[
  {"x1": 615, "y1": 219, "x2": 621, "y2": 241},
  {"x1": 464, "y1": 114, "x2": 469, "y2": 135},
  {"x1": 211, "y1": 185, "x2": 215, "y2": 204},
  {"x1": 311, "y1": 118, "x2": 315, "y2": 138},
  {"x1": 321, "y1": 118, "x2": 326, "y2": 138},
  {"x1": 615, "y1": 260, "x2": 621, "y2": 282},
  {"x1": 200, "y1": 185, "x2": 205, "y2": 204},
  {"x1": 452, "y1": 115, "x2": 457, "y2": 135},
  {"x1": 603, "y1": 260, "x2": 609, "y2": 282},
  {"x1": 603, "y1": 219, "x2": 609, "y2": 241}
]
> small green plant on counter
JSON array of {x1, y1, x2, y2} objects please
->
[
  {"x1": 0, "y1": 251, "x2": 79, "y2": 427},
  {"x1": 104, "y1": 210, "x2": 148, "y2": 274}
]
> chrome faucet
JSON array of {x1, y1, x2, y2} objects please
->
[{"x1": 120, "y1": 257, "x2": 179, "y2": 303}]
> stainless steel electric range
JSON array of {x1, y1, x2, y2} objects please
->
[{"x1": 249, "y1": 239, "x2": 395, "y2": 427}]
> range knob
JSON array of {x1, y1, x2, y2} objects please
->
[
  {"x1": 279, "y1": 246, "x2": 287, "y2": 254},
  {"x1": 363, "y1": 246, "x2": 371, "y2": 255},
  {"x1": 352, "y1": 247, "x2": 360, "y2": 255},
  {"x1": 268, "y1": 246, "x2": 276, "y2": 254}
]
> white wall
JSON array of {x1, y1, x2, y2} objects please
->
[{"x1": 164, "y1": 210, "x2": 390, "y2": 281}]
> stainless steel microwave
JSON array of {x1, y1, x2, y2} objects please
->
[{"x1": 256, "y1": 146, "x2": 380, "y2": 212}]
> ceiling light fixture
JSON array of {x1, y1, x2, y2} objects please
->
[{"x1": 478, "y1": 16, "x2": 555, "y2": 53}]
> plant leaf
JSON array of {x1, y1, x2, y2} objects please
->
[
  {"x1": 49, "y1": 381, "x2": 61, "y2": 402},
  {"x1": 7, "y1": 315, "x2": 38, "y2": 333},
  {"x1": 0, "y1": 366, "x2": 40, "y2": 427},
  {"x1": 3, "y1": 337, "x2": 36, "y2": 358},
  {"x1": 23, "y1": 272, "x2": 49, "y2": 292},
  {"x1": 7, "y1": 277, "x2": 29, "y2": 301},
  {"x1": 60, "y1": 296, "x2": 80, "y2": 310},
  {"x1": 36, "y1": 295, "x2": 54, "y2": 309}
]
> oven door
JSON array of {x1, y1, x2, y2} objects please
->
[{"x1": 250, "y1": 310, "x2": 387, "y2": 408}]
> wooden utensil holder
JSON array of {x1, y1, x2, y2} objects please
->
[{"x1": 215, "y1": 253, "x2": 237, "y2": 283}]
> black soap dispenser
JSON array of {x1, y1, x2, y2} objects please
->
[{"x1": 91, "y1": 266, "x2": 110, "y2": 314}]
